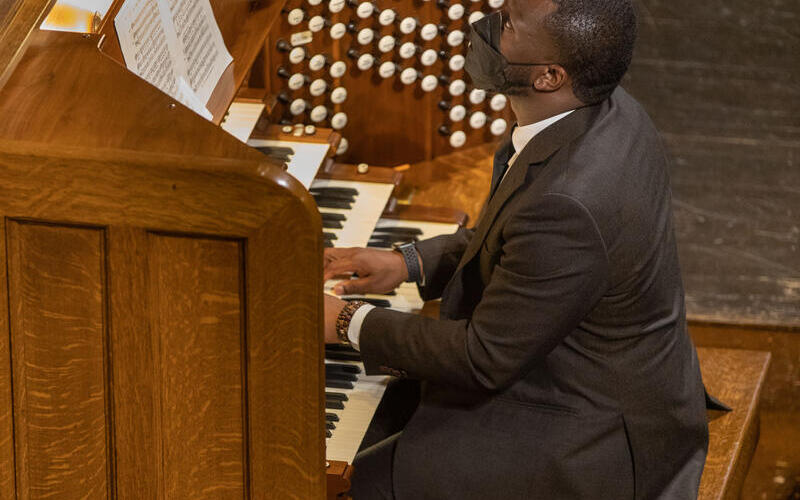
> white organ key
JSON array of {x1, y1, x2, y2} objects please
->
[
  {"x1": 248, "y1": 139, "x2": 330, "y2": 188},
  {"x1": 312, "y1": 179, "x2": 395, "y2": 249}
]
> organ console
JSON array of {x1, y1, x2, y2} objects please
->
[{"x1": 0, "y1": 0, "x2": 495, "y2": 497}]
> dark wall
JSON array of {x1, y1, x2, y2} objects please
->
[{"x1": 623, "y1": 0, "x2": 800, "y2": 327}]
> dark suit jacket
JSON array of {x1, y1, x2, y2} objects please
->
[{"x1": 359, "y1": 87, "x2": 709, "y2": 500}]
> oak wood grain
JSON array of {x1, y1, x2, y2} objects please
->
[
  {"x1": 6, "y1": 221, "x2": 111, "y2": 500},
  {"x1": 0, "y1": 0, "x2": 55, "y2": 90},
  {"x1": 697, "y1": 348, "x2": 770, "y2": 500},
  {"x1": 0, "y1": 218, "x2": 16, "y2": 500}
]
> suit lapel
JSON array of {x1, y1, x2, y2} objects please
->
[{"x1": 455, "y1": 104, "x2": 604, "y2": 273}]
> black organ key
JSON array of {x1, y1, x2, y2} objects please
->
[
  {"x1": 367, "y1": 240, "x2": 393, "y2": 248},
  {"x1": 311, "y1": 187, "x2": 359, "y2": 196},
  {"x1": 315, "y1": 199, "x2": 353, "y2": 210},
  {"x1": 326, "y1": 363, "x2": 361, "y2": 374},
  {"x1": 325, "y1": 379, "x2": 355, "y2": 389},
  {"x1": 372, "y1": 226, "x2": 423, "y2": 236},
  {"x1": 326, "y1": 399, "x2": 345, "y2": 410},
  {"x1": 326, "y1": 392, "x2": 349, "y2": 401},
  {"x1": 327, "y1": 370, "x2": 358, "y2": 382},
  {"x1": 324, "y1": 240, "x2": 334, "y2": 248},
  {"x1": 326, "y1": 412, "x2": 340, "y2": 422},
  {"x1": 321, "y1": 212, "x2": 347, "y2": 221},
  {"x1": 322, "y1": 220, "x2": 344, "y2": 229},
  {"x1": 326, "y1": 429, "x2": 332, "y2": 438},
  {"x1": 312, "y1": 191, "x2": 356, "y2": 202},
  {"x1": 327, "y1": 422, "x2": 336, "y2": 430},
  {"x1": 324, "y1": 232, "x2": 338, "y2": 241}
]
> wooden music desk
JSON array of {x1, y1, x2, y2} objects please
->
[{"x1": 697, "y1": 347, "x2": 770, "y2": 500}]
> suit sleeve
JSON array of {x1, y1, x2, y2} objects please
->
[
  {"x1": 414, "y1": 225, "x2": 474, "y2": 301},
  {"x1": 359, "y1": 193, "x2": 610, "y2": 392}
]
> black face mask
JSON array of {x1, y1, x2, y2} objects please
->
[{"x1": 464, "y1": 12, "x2": 556, "y2": 93}]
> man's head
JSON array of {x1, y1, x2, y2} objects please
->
[{"x1": 496, "y1": 0, "x2": 637, "y2": 104}]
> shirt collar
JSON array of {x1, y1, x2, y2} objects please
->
[{"x1": 511, "y1": 109, "x2": 575, "y2": 156}]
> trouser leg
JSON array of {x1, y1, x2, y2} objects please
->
[{"x1": 350, "y1": 432, "x2": 401, "y2": 500}]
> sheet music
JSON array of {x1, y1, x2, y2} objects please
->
[{"x1": 115, "y1": 0, "x2": 232, "y2": 119}]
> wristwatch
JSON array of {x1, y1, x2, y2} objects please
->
[{"x1": 393, "y1": 241, "x2": 422, "y2": 285}]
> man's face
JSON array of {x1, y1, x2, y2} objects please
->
[{"x1": 498, "y1": 0, "x2": 560, "y2": 94}]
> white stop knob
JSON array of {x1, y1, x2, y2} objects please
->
[
  {"x1": 490, "y1": 118, "x2": 508, "y2": 136},
  {"x1": 309, "y1": 54, "x2": 326, "y2": 71},
  {"x1": 421, "y1": 74, "x2": 438, "y2": 92},
  {"x1": 287, "y1": 8, "x2": 305, "y2": 26},
  {"x1": 399, "y1": 42, "x2": 416, "y2": 59},
  {"x1": 329, "y1": 0, "x2": 345, "y2": 12},
  {"x1": 448, "y1": 54, "x2": 465, "y2": 71},
  {"x1": 331, "y1": 112, "x2": 348, "y2": 130},
  {"x1": 308, "y1": 15, "x2": 325, "y2": 32},
  {"x1": 379, "y1": 9, "x2": 396, "y2": 25},
  {"x1": 289, "y1": 98, "x2": 307, "y2": 115},
  {"x1": 289, "y1": 46, "x2": 306, "y2": 64},
  {"x1": 400, "y1": 67, "x2": 418, "y2": 85},
  {"x1": 357, "y1": 28, "x2": 375, "y2": 45},
  {"x1": 288, "y1": 73, "x2": 306, "y2": 90},
  {"x1": 468, "y1": 11, "x2": 485, "y2": 24},
  {"x1": 490, "y1": 93, "x2": 508, "y2": 111},
  {"x1": 331, "y1": 86, "x2": 348, "y2": 103},
  {"x1": 488, "y1": 0, "x2": 504, "y2": 7},
  {"x1": 356, "y1": 2, "x2": 374, "y2": 18},
  {"x1": 330, "y1": 22, "x2": 346, "y2": 39},
  {"x1": 449, "y1": 104, "x2": 466, "y2": 122},
  {"x1": 420, "y1": 49, "x2": 438, "y2": 66},
  {"x1": 356, "y1": 53, "x2": 374, "y2": 70},
  {"x1": 310, "y1": 105, "x2": 328, "y2": 122},
  {"x1": 447, "y1": 4, "x2": 465, "y2": 20},
  {"x1": 469, "y1": 111, "x2": 487, "y2": 129},
  {"x1": 378, "y1": 61, "x2": 397, "y2": 78},
  {"x1": 378, "y1": 35, "x2": 396, "y2": 53},
  {"x1": 329, "y1": 60, "x2": 347, "y2": 78},
  {"x1": 469, "y1": 88, "x2": 486, "y2": 104},
  {"x1": 420, "y1": 23, "x2": 438, "y2": 41},
  {"x1": 449, "y1": 79, "x2": 466, "y2": 96},
  {"x1": 336, "y1": 137, "x2": 349, "y2": 155},
  {"x1": 447, "y1": 30, "x2": 464, "y2": 47},
  {"x1": 309, "y1": 78, "x2": 328, "y2": 96},
  {"x1": 399, "y1": 17, "x2": 417, "y2": 34},
  {"x1": 450, "y1": 130, "x2": 467, "y2": 148}
]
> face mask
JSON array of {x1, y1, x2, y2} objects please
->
[{"x1": 464, "y1": 11, "x2": 556, "y2": 93}]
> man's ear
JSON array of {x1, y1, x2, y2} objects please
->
[{"x1": 532, "y1": 65, "x2": 569, "y2": 92}]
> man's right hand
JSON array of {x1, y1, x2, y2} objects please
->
[{"x1": 324, "y1": 247, "x2": 409, "y2": 295}]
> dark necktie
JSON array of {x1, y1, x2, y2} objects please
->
[{"x1": 489, "y1": 141, "x2": 515, "y2": 198}]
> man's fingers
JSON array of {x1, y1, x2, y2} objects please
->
[
  {"x1": 333, "y1": 276, "x2": 375, "y2": 296},
  {"x1": 324, "y1": 259, "x2": 359, "y2": 280}
]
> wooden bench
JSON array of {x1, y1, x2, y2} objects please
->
[{"x1": 697, "y1": 347, "x2": 771, "y2": 500}]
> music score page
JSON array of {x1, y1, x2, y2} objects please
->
[{"x1": 115, "y1": 0, "x2": 232, "y2": 119}]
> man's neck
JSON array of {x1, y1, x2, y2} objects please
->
[{"x1": 509, "y1": 93, "x2": 583, "y2": 126}]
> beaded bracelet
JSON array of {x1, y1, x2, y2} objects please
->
[{"x1": 336, "y1": 300, "x2": 368, "y2": 343}]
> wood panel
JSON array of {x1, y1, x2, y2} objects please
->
[
  {"x1": 150, "y1": 234, "x2": 247, "y2": 499},
  {"x1": 6, "y1": 220, "x2": 112, "y2": 500},
  {"x1": 0, "y1": 0, "x2": 55, "y2": 90},
  {"x1": 697, "y1": 348, "x2": 770, "y2": 500},
  {"x1": 0, "y1": 218, "x2": 16, "y2": 500}
]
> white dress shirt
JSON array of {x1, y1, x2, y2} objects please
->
[{"x1": 346, "y1": 109, "x2": 575, "y2": 350}]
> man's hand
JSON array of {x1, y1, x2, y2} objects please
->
[
  {"x1": 324, "y1": 247, "x2": 408, "y2": 295},
  {"x1": 324, "y1": 293, "x2": 347, "y2": 344}
]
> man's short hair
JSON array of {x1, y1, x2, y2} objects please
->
[{"x1": 544, "y1": 0, "x2": 637, "y2": 104}]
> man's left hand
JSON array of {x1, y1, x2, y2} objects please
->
[{"x1": 324, "y1": 293, "x2": 348, "y2": 344}]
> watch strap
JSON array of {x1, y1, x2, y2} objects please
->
[{"x1": 397, "y1": 243, "x2": 422, "y2": 284}]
